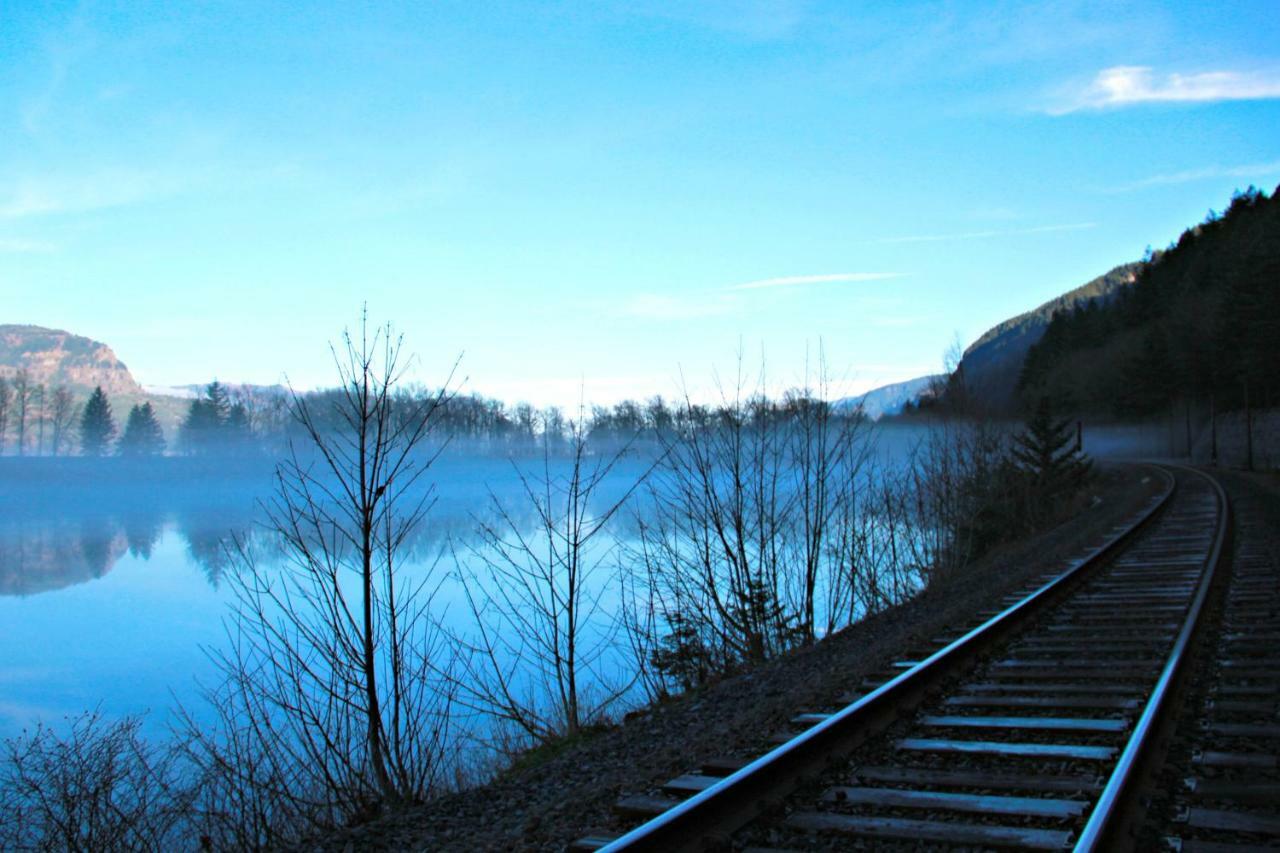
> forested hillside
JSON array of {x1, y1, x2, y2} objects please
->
[
  {"x1": 1017, "y1": 185, "x2": 1280, "y2": 419},
  {"x1": 949, "y1": 263, "x2": 1141, "y2": 413}
]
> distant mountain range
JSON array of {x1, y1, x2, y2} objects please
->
[
  {"x1": 0, "y1": 260, "x2": 1145, "y2": 434},
  {"x1": 836, "y1": 374, "x2": 943, "y2": 420},
  {"x1": 0, "y1": 324, "x2": 143, "y2": 397},
  {"x1": 951, "y1": 262, "x2": 1142, "y2": 413}
]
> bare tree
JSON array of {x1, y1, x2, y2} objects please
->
[
  {"x1": 13, "y1": 369, "x2": 32, "y2": 457},
  {"x1": 48, "y1": 385, "x2": 77, "y2": 457},
  {"x1": 182, "y1": 312, "x2": 462, "y2": 844},
  {"x1": 33, "y1": 383, "x2": 46, "y2": 455},
  {"x1": 0, "y1": 711, "x2": 190, "y2": 851},
  {"x1": 453, "y1": 417, "x2": 653, "y2": 749},
  {"x1": 782, "y1": 351, "x2": 873, "y2": 640},
  {"x1": 620, "y1": 352, "x2": 883, "y2": 695},
  {"x1": 0, "y1": 377, "x2": 10, "y2": 455}
]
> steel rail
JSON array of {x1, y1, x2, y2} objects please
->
[
  {"x1": 1073, "y1": 466, "x2": 1232, "y2": 851},
  {"x1": 600, "y1": 465, "x2": 1177, "y2": 852}
]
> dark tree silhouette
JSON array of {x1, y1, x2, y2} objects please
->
[
  {"x1": 13, "y1": 368, "x2": 32, "y2": 456},
  {"x1": 179, "y1": 381, "x2": 252, "y2": 454},
  {"x1": 1011, "y1": 396, "x2": 1091, "y2": 502},
  {"x1": 1016, "y1": 184, "x2": 1280, "y2": 418},
  {"x1": 118, "y1": 403, "x2": 166, "y2": 456},
  {"x1": 183, "y1": 312, "x2": 461, "y2": 844},
  {"x1": 79, "y1": 387, "x2": 116, "y2": 457}
]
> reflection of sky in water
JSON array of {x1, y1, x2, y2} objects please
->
[
  {"x1": 0, "y1": 524, "x2": 231, "y2": 738},
  {"x1": 0, "y1": 429, "x2": 937, "y2": 742},
  {"x1": 0, "y1": 453, "x2": 657, "y2": 740}
]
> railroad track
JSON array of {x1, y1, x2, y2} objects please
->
[
  {"x1": 1162, "y1": 476, "x2": 1280, "y2": 851},
  {"x1": 572, "y1": 466, "x2": 1231, "y2": 851}
]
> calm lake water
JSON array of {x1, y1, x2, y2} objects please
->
[
  {"x1": 0, "y1": 452, "x2": 652, "y2": 740},
  {"x1": 0, "y1": 426, "x2": 949, "y2": 744}
]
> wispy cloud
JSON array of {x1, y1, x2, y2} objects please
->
[
  {"x1": 20, "y1": 8, "x2": 97, "y2": 134},
  {"x1": 0, "y1": 238, "x2": 56, "y2": 253},
  {"x1": 1050, "y1": 66, "x2": 1280, "y2": 114},
  {"x1": 0, "y1": 169, "x2": 182, "y2": 219},
  {"x1": 620, "y1": 293, "x2": 736, "y2": 320},
  {"x1": 622, "y1": 271, "x2": 905, "y2": 318},
  {"x1": 1104, "y1": 160, "x2": 1280, "y2": 193},
  {"x1": 876, "y1": 222, "x2": 1095, "y2": 244},
  {"x1": 726, "y1": 272, "x2": 905, "y2": 291}
]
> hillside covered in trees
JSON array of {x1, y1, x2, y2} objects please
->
[
  {"x1": 1016, "y1": 185, "x2": 1280, "y2": 420},
  {"x1": 951, "y1": 262, "x2": 1142, "y2": 413}
]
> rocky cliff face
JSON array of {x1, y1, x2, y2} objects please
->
[{"x1": 0, "y1": 325, "x2": 143, "y2": 396}]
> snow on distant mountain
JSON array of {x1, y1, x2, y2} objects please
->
[
  {"x1": 836, "y1": 374, "x2": 943, "y2": 420},
  {"x1": 143, "y1": 384, "x2": 199, "y2": 399}
]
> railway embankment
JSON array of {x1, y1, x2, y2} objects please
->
[{"x1": 321, "y1": 464, "x2": 1162, "y2": 851}]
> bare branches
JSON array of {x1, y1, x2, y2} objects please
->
[
  {"x1": 0, "y1": 711, "x2": 190, "y2": 852},
  {"x1": 625, "y1": 354, "x2": 877, "y2": 692},
  {"x1": 451, "y1": 419, "x2": 654, "y2": 752},
  {"x1": 181, "y1": 312, "x2": 462, "y2": 843}
]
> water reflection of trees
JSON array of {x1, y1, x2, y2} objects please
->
[
  {"x1": 172, "y1": 507, "x2": 262, "y2": 588},
  {"x1": 0, "y1": 455, "x2": 663, "y2": 598},
  {"x1": 0, "y1": 516, "x2": 129, "y2": 596},
  {"x1": 121, "y1": 512, "x2": 164, "y2": 560}
]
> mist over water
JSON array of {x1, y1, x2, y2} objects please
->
[
  {"x1": 0, "y1": 417, "x2": 1161, "y2": 744},
  {"x1": 0, "y1": 446, "x2": 658, "y2": 739}
]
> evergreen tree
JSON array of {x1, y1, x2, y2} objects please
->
[
  {"x1": 225, "y1": 403, "x2": 252, "y2": 438},
  {"x1": 118, "y1": 403, "x2": 166, "y2": 456},
  {"x1": 1014, "y1": 184, "x2": 1279, "y2": 416},
  {"x1": 1011, "y1": 397, "x2": 1091, "y2": 502},
  {"x1": 179, "y1": 381, "x2": 252, "y2": 454},
  {"x1": 205, "y1": 380, "x2": 231, "y2": 423},
  {"x1": 80, "y1": 386, "x2": 116, "y2": 457},
  {"x1": 179, "y1": 398, "x2": 220, "y2": 454}
]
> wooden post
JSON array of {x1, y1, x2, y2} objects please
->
[
  {"x1": 1245, "y1": 377, "x2": 1255, "y2": 472},
  {"x1": 1184, "y1": 397, "x2": 1192, "y2": 458},
  {"x1": 1210, "y1": 392, "x2": 1218, "y2": 465}
]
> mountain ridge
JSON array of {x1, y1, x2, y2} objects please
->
[
  {"x1": 836, "y1": 374, "x2": 943, "y2": 420},
  {"x1": 953, "y1": 262, "x2": 1142, "y2": 413},
  {"x1": 0, "y1": 324, "x2": 143, "y2": 397}
]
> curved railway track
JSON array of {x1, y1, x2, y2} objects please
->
[
  {"x1": 572, "y1": 466, "x2": 1232, "y2": 851},
  {"x1": 1162, "y1": 476, "x2": 1280, "y2": 851}
]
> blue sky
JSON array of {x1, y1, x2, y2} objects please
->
[{"x1": 3, "y1": 1, "x2": 1278, "y2": 407}]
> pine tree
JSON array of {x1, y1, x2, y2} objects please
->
[
  {"x1": 225, "y1": 403, "x2": 253, "y2": 441},
  {"x1": 1011, "y1": 397, "x2": 1091, "y2": 501},
  {"x1": 80, "y1": 386, "x2": 116, "y2": 457},
  {"x1": 179, "y1": 381, "x2": 248, "y2": 454},
  {"x1": 118, "y1": 402, "x2": 166, "y2": 456},
  {"x1": 179, "y1": 399, "x2": 219, "y2": 454},
  {"x1": 205, "y1": 380, "x2": 231, "y2": 423}
]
